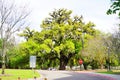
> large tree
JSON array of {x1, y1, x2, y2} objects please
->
[
  {"x1": 32, "y1": 9, "x2": 96, "y2": 70},
  {"x1": 0, "y1": 0, "x2": 29, "y2": 74}
]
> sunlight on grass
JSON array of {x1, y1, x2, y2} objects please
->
[{"x1": 0, "y1": 69, "x2": 40, "y2": 80}]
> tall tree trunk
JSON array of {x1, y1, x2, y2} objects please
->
[
  {"x1": 2, "y1": 55, "x2": 5, "y2": 74},
  {"x1": 1, "y1": 40, "x2": 6, "y2": 74}
]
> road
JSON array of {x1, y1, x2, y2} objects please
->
[{"x1": 36, "y1": 70, "x2": 119, "y2": 80}]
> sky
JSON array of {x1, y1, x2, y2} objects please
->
[{"x1": 16, "y1": 0, "x2": 118, "y2": 33}]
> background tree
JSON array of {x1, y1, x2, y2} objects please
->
[
  {"x1": 18, "y1": 27, "x2": 35, "y2": 41},
  {"x1": 110, "y1": 30, "x2": 120, "y2": 64},
  {"x1": 84, "y1": 35, "x2": 107, "y2": 69},
  {"x1": 0, "y1": 0, "x2": 29, "y2": 74},
  {"x1": 107, "y1": 0, "x2": 120, "y2": 65}
]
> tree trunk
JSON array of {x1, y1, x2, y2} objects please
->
[
  {"x1": 83, "y1": 61, "x2": 90, "y2": 70},
  {"x1": 1, "y1": 39, "x2": 6, "y2": 74},
  {"x1": 59, "y1": 60, "x2": 66, "y2": 70},
  {"x1": 2, "y1": 57, "x2": 5, "y2": 74},
  {"x1": 1, "y1": 40, "x2": 6, "y2": 74},
  {"x1": 100, "y1": 64, "x2": 104, "y2": 69},
  {"x1": 59, "y1": 53, "x2": 68, "y2": 70},
  {"x1": 83, "y1": 63, "x2": 88, "y2": 70}
]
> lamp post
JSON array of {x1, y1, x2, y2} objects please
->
[
  {"x1": 82, "y1": 33, "x2": 84, "y2": 49},
  {"x1": 107, "y1": 47, "x2": 111, "y2": 71},
  {"x1": 79, "y1": 32, "x2": 84, "y2": 71}
]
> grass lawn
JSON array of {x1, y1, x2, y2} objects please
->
[
  {"x1": 0, "y1": 69, "x2": 40, "y2": 80},
  {"x1": 97, "y1": 70, "x2": 120, "y2": 75}
]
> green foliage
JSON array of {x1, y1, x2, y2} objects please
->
[
  {"x1": 107, "y1": 0, "x2": 120, "y2": 16},
  {"x1": 7, "y1": 46, "x2": 29, "y2": 69},
  {"x1": 83, "y1": 36, "x2": 107, "y2": 69},
  {"x1": 110, "y1": 53, "x2": 119, "y2": 66},
  {"x1": 39, "y1": 8, "x2": 96, "y2": 69},
  {"x1": 40, "y1": 44, "x2": 51, "y2": 53},
  {"x1": 18, "y1": 27, "x2": 35, "y2": 41},
  {"x1": 0, "y1": 39, "x2": 2, "y2": 48},
  {"x1": 15, "y1": 8, "x2": 97, "y2": 69}
]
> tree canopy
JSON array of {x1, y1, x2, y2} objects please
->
[{"x1": 19, "y1": 8, "x2": 96, "y2": 70}]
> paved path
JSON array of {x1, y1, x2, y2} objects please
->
[{"x1": 35, "y1": 70, "x2": 120, "y2": 80}]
